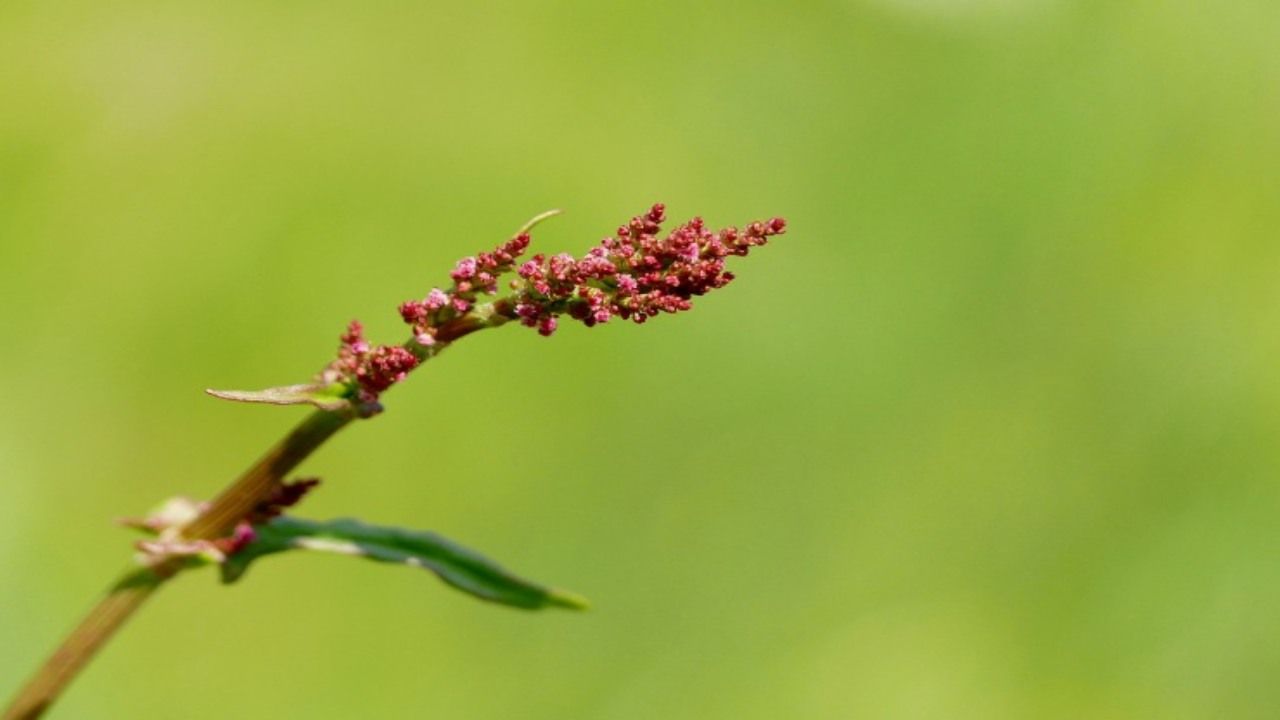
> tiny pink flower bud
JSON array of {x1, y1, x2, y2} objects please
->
[
  {"x1": 399, "y1": 300, "x2": 428, "y2": 324},
  {"x1": 223, "y1": 522, "x2": 258, "y2": 554},
  {"x1": 425, "y1": 288, "x2": 449, "y2": 310},
  {"x1": 451, "y1": 257, "x2": 478, "y2": 280}
]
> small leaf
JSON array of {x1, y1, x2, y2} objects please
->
[
  {"x1": 515, "y1": 208, "x2": 562, "y2": 235},
  {"x1": 206, "y1": 383, "x2": 349, "y2": 411},
  {"x1": 118, "y1": 496, "x2": 205, "y2": 535},
  {"x1": 222, "y1": 517, "x2": 588, "y2": 611}
]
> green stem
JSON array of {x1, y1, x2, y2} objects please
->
[
  {"x1": 184, "y1": 410, "x2": 352, "y2": 540},
  {"x1": 3, "y1": 409, "x2": 353, "y2": 719},
  {"x1": 2, "y1": 569, "x2": 166, "y2": 720}
]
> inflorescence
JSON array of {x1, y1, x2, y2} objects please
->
[{"x1": 325, "y1": 204, "x2": 786, "y2": 407}]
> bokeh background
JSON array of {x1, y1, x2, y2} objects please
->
[{"x1": 3, "y1": 1, "x2": 1279, "y2": 717}]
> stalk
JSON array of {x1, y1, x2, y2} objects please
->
[
  {"x1": 3, "y1": 409, "x2": 352, "y2": 720},
  {"x1": 2, "y1": 569, "x2": 165, "y2": 720}
]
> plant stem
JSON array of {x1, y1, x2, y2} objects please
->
[
  {"x1": 5, "y1": 284, "x2": 523, "y2": 718},
  {"x1": 3, "y1": 409, "x2": 353, "y2": 720},
  {"x1": 2, "y1": 569, "x2": 167, "y2": 720},
  {"x1": 184, "y1": 410, "x2": 352, "y2": 540}
]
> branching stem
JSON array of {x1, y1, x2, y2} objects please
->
[{"x1": 3, "y1": 409, "x2": 352, "y2": 720}]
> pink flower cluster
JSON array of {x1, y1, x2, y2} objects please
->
[
  {"x1": 395, "y1": 203, "x2": 785, "y2": 341},
  {"x1": 397, "y1": 233, "x2": 532, "y2": 346},
  {"x1": 510, "y1": 204, "x2": 786, "y2": 335},
  {"x1": 331, "y1": 321, "x2": 419, "y2": 403},
  {"x1": 326, "y1": 204, "x2": 785, "y2": 405}
]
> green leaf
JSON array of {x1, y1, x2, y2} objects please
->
[
  {"x1": 222, "y1": 517, "x2": 588, "y2": 611},
  {"x1": 205, "y1": 383, "x2": 350, "y2": 411}
]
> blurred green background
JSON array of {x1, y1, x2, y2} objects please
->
[{"x1": 3, "y1": 1, "x2": 1279, "y2": 717}]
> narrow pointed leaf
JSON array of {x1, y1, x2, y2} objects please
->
[
  {"x1": 222, "y1": 517, "x2": 588, "y2": 611},
  {"x1": 206, "y1": 383, "x2": 349, "y2": 411}
]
